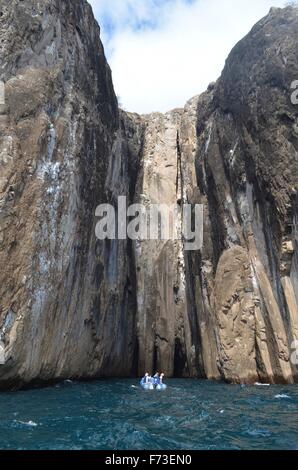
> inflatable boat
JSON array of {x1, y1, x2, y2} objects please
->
[
  {"x1": 140, "y1": 379, "x2": 154, "y2": 390},
  {"x1": 156, "y1": 383, "x2": 167, "y2": 390},
  {"x1": 140, "y1": 379, "x2": 167, "y2": 390}
]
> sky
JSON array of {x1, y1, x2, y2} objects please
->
[{"x1": 89, "y1": 0, "x2": 293, "y2": 114}]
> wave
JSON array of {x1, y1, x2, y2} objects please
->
[{"x1": 15, "y1": 420, "x2": 38, "y2": 427}]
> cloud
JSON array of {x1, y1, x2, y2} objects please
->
[
  {"x1": 89, "y1": 0, "x2": 288, "y2": 114},
  {"x1": 90, "y1": 0, "x2": 193, "y2": 39}
]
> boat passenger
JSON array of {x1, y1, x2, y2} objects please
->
[
  {"x1": 153, "y1": 373, "x2": 160, "y2": 386},
  {"x1": 141, "y1": 373, "x2": 150, "y2": 385}
]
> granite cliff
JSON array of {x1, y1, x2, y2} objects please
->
[{"x1": 0, "y1": 1, "x2": 297, "y2": 388}]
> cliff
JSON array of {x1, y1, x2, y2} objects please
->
[
  {"x1": 189, "y1": 6, "x2": 298, "y2": 383},
  {"x1": 0, "y1": 0, "x2": 136, "y2": 388},
  {"x1": 0, "y1": 1, "x2": 297, "y2": 388}
]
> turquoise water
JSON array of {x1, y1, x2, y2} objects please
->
[{"x1": 0, "y1": 379, "x2": 298, "y2": 450}]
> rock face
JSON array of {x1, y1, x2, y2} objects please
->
[
  {"x1": 191, "y1": 6, "x2": 298, "y2": 383},
  {"x1": 0, "y1": 0, "x2": 136, "y2": 388},
  {"x1": 0, "y1": 2, "x2": 297, "y2": 388}
]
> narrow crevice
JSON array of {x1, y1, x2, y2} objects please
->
[{"x1": 176, "y1": 130, "x2": 184, "y2": 204}]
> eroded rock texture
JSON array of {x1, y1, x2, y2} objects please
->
[
  {"x1": 132, "y1": 101, "x2": 200, "y2": 378},
  {"x1": 191, "y1": 6, "x2": 298, "y2": 383},
  {"x1": 0, "y1": 2, "x2": 297, "y2": 388},
  {"x1": 0, "y1": 0, "x2": 137, "y2": 388}
]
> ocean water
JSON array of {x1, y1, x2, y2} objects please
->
[{"x1": 0, "y1": 379, "x2": 298, "y2": 450}]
